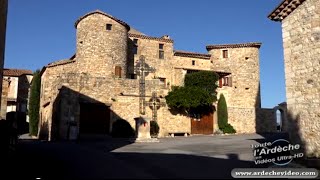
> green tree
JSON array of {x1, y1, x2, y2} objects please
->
[
  {"x1": 165, "y1": 71, "x2": 219, "y2": 115},
  {"x1": 217, "y1": 93, "x2": 236, "y2": 133},
  {"x1": 29, "y1": 70, "x2": 41, "y2": 136}
]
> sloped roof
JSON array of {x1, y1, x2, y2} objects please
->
[
  {"x1": 174, "y1": 50, "x2": 211, "y2": 59},
  {"x1": 3, "y1": 68, "x2": 33, "y2": 77},
  {"x1": 268, "y1": 0, "x2": 306, "y2": 21},
  {"x1": 46, "y1": 59, "x2": 76, "y2": 68},
  {"x1": 74, "y1": 10, "x2": 130, "y2": 30},
  {"x1": 129, "y1": 33, "x2": 174, "y2": 43},
  {"x1": 206, "y1": 42, "x2": 262, "y2": 50}
]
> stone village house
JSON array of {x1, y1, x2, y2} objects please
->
[
  {"x1": 1, "y1": 68, "x2": 33, "y2": 120},
  {"x1": 39, "y1": 10, "x2": 278, "y2": 141},
  {"x1": 269, "y1": 0, "x2": 320, "y2": 157}
]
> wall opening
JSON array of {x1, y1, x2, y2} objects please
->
[{"x1": 276, "y1": 109, "x2": 283, "y2": 132}]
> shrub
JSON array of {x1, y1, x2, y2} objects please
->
[
  {"x1": 217, "y1": 94, "x2": 228, "y2": 129},
  {"x1": 221, "y1": 123, "x2": 236, "y2": 134},
  {"x1": 111, "y1": 119, "x2": 135, "y2": 138},
  {"x1": 150, "y1": 121, "x2": 160, "y2": 137}
]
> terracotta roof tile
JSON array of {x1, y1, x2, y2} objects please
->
[
  {"x1": 174, "y1": 50, "x2": 211, "y2": 59},
  {"x1": 129, "y1": 33, "x2": 174, "y2": 43},
  {"x1": 206, "y1": 42, "x2": 262, "y2": 50},
  {"x1": 3, "y1": 68, "x2": 33, "y2": 77},
  {"x1": 268, "y1": 0, "x2": 306, "y2": 21},
  {"x1": 74, "y1": 10, "x2": 130, "y2": 30}
]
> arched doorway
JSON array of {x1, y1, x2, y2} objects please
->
[{"x1": 276, "y1": 109, "x2": 284, "y2": 132}]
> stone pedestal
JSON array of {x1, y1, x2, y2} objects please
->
[{"x1": 134, "y1": 115, "x2": 159, "y2": 143}]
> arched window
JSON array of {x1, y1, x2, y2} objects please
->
[{"x1": 115, "y1": 66, "x2": 122, "y2": 78}]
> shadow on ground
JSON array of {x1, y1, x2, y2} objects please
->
[{"x1": 2, "y1": 138, "x2": 263, "y2": 179}]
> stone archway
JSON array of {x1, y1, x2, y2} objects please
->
[{"x1": 273, "y1": 102, "x2": 287, "y2": 132}]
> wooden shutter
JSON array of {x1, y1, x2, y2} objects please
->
[
  {"x1": 219, "y1": 78, "x2": 223, "y2": 88},
  {"x1": 229, "y1": 76, "x2": 232, "y2": 87},
  {"x1": 115, "y1": 66, "x2": 122, "y2": 78}
]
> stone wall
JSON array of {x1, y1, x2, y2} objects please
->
[
  {"x1": 128, "y1": 35, "x2": 174, "y2": 83},
  {"x1": 281, "y1": 0, "x2": 320, "y2": 157},
  {"x1": 0, "y1": 0, "x2": 8, "y2": 113},
  {"x1": 209, "y1": 47, "x2": 261, "y2": 108},
  {"x1": 257, "y1": 108, "x2": 277, "y2": 133},
  {"x1": 0, "y1": 79, "x2": 8, "y2": 119}
]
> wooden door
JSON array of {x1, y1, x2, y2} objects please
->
[{"x1": 191, "y1": 113, "x2": 213, "y2": 134}]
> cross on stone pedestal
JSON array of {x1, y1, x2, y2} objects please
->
[
  {"x1": 134, "y1": 55, "x2": 155, "y2": 115},
  {"x1": 146, "y1": 91, "x2": 166, "y2": 121}
]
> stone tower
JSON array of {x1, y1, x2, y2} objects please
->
[
  {"x1": 207, "y1": 43, "x2": 262, "y2": 133},
  {"x1": 75, "y1": 10, "x2": 130, "y2": 77}
]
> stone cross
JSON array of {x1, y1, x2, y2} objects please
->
[
  {"x1": 146, "y1": 91, "x2": 166, "y2": 121},
  {"x1": 134, "y1": 55, "x2": 155, "y2": 115}
]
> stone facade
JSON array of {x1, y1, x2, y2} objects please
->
[
  {"x1": 0, "y1": 0, "x2": 8, "y2": 118},
  {"x1": 39, "y1": 10, "x2": 274, "y2": 140},
  {"x1": 0, "y1": 69, "x2": 33, "y2": 120},
  {"x1": 269, "y1": 0, "x2": 320, "y2": 157},
  {"x1": 0, "y1": 79, "x2": 8, "y2": 119}
]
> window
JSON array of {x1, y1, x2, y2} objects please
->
[
  {"x1": 223, "y1": 77, "x2": 229, "y2": 86},
  {"x1": 222, "y1": 50, "x2": 228, "y2": 58},
  {"x1": 133, "y1": 39, "x2": 138, "y2": 45},
  {"x1": 106, "y1": 24, "x2": 112, "y2": 30},
  {"x1": 192, "y1": 60, "x2": 195, "y2": 66},
  {"x1": 133, "y1": 39, "x2": 138, "y2": 54},
  {"x1": 115, "y1": 66, "x2": 122, "y2": 78},
  {"x1": 159, "y1": 44, "x2": 164, "y2": 59},
  {"x1": 219, "y1": 76, "x2": 232, "y2": 88},
  {"x1": 159, "y1": 78, "x2": 166, "y2": 88}
]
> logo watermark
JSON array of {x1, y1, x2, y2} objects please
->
[{"x1": 251, "y1": 139, "x2": 303, "y2": 166}]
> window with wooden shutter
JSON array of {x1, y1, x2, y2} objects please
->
[
  {"x1": 223, "y1": 77, "x2": 228, "y2": 86},
  {"x1": 115, "y1": 66, "x2": 122, "y2": 78}
]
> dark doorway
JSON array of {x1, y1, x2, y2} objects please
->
[
  {"x1": 79, "y1": 103, "x2": 110, "y2": 134},
  {"x1": 191, "y1": 112, "x2": 213, "y2": 135}
]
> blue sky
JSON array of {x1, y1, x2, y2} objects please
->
[{"x1": 5, "y1": 0, "x2": 285, "y2": 108}]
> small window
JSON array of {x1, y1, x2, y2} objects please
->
[
  {"x1": 133, "y1": 39, "x2": 138, "y2": 45},
  {"x1": 159, "y1": 43, "x2": 164, "y2": 59},
  {"x1": 222, "y1": 50, "x2": 228, "y2": 58},
  {"x1": 223, "y1": 77, "x2": 232, "y2": 87},
  {"x1": 159, "y1": 50, "x2": 164, "y2": 59},
  {"x1": 223, "y1": 77, "x2": 229, "y2": 86},
  {"x1": 159, "y1": 78, "x2": 166, "y2": 87},
  {"x1": 159, "y1": 44, "x2": 164, "y2": 50},
  {"x1": 192, "y1": 60, "x2": 195, "y2": 66},
  {"x1": 133, "y1": 39, "x2": 138, "y2": 54},
  {"x1": 106, "y1": 24, "x2": 112, "y2": 30},
  {"x1": 115, "y1": 66, "x2": 122, "y2": 78}
]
